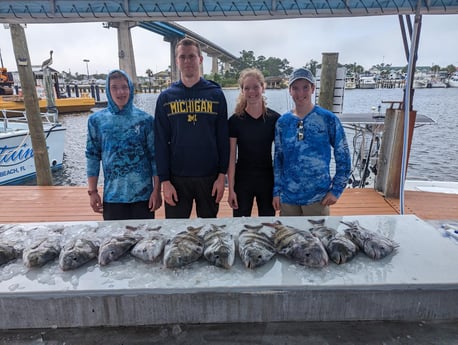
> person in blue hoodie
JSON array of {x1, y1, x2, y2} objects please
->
[
  {"x1": 86, "y1": 69, "x2": 161, "y2": 220},
  {"x1": 154, "y1": 38, "x2": 229, "y2": 219},
  {"x1": 273, "y1": 68, "x2": 351, "y2": 216}
]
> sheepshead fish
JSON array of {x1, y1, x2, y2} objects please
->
[
  {"x1": 238, "y1": 225, "x2": 276, "y2": 269},
  {"x1": 23, "y1": 236, "x2": 62, "y2": 268},
  {"x1": 59, "y1": 238, "x2": 99, "y2": 271},
  {"x1": 131, "y1": 234, "x2": 166, "y2": 263},
  {"x1": 200, "y1": 224, "x2": 235, "y2": 269},
  {"x1": 163, "y1": 227, "x2": 204, "y2": 269},
  {"x1": 0, "y1": 243, "x2": 20, "y2": 266},
  {"x1": 98, "y1": 234, "x2": 138, "y2": 266},
  {"x1": 341, "y1": 220, "x2": 399, "y2": 260},
  {"x1": 263, "y1": 221, "x2": 328, "y2": 268},
  {"x1": 308, "y1": 219, "x2": 358, "y2": 265}
]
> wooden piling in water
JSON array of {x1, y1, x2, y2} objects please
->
[
  {"x1": 318, "y1": 53, "x2": 339, "y2": 111},
  {"x1": 9, "y1": 24, "x2": 53, "y2": 185}
]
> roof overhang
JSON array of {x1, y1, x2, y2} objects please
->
[{"x1": 1, "y1": 1, "x2": 457, "y2": 24}]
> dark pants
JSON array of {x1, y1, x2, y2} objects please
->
[
  {"x1": 103, "y1": 201, "x2": 154, "y2": 221},
  {"x1": 233, "y1": 172, "x2": 275, "y2": 217},
  {"x1": 165, "y1": 175, "x2": 219, "y2": 219}
]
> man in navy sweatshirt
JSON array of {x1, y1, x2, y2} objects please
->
[{"x1": 154, "y1": 38, "x2": 229, "y2": 218}]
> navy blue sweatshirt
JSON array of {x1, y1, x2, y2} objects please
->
[{"x1": 154, "y1": 78, "x2": 229, "y2": 182}]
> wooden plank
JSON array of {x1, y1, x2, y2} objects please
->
[{"x1": 1, "y1": 186, "x2": 456, "y2": 224}]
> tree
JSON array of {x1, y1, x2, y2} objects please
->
[
  {"x1": 234, "y1": 50, "x2": 257, "y2": 71},
  {"x1": 304, "y1": 59, "x2": 319, "y2": 75},
  {"x1": 446, "y1": 64, "x2": 457, "y2": 75}
]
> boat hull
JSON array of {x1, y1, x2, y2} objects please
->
[
  {"x1": 0, "y1": 121, "x2": 66, "y2": 185},
  {"x1": 0, "y1": 96, "x2": 95, "y2": 114},
  {"x1": 447, "y1": 79, "x2": 458, "y2": 87}
]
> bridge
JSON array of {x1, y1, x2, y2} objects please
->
[{"x1": 106, "y1": 21, "x2": 238, "y2": 83}]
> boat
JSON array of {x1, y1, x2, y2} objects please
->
[
  {"x1": 427, "y1": 79, "x2": 447, "y2": 88},
  {"x1": 0, "y1": 109, "x2": 66, "y2": 185},
  {"x1": 0, "y1": 67, "x2": 14, "y2": 96},
  {"x1": 0, "y1": 94, "x2": 96, "y2": 114},
  {"x1": 447, "y1": 73, "x2": 458, "y2": 88},
  {"x1": 358, "y1": 76, "x2": 376, "y2": 89},
  {"x1": 344, "y1": 74, "x2": 357, "y2": 89},
  {"x1": 413, "y1": 78, "x2": 428, "y2": 89}
]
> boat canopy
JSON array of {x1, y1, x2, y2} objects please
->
[{"x1": 0, "y1": 0, "x2": 457, "y2": 23}]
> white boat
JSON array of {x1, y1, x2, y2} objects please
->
[
  {"x1": 447, "y1": 74, "x2": 458, "y2": 88},
  {"x1": 358, "y1": 76, "x2": 376, "y2": 89},
  {"x1": 428, "y1": 79, "x2": 447, "y2": 88},
  {"x1": 345, "y1": 74, "x2": 357, "y2": 89},
  {"x1": 413, "y1": 78, "x2": 428, "y2": 89},
  {"x1": 404, "y1": 180, "x2": 458, "y2": 194},
  {"x1": 0, "y1": 109, "x2": 66, "y2": 185}
]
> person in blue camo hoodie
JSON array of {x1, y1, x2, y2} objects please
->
[
  {"x1": 85, "y1": 69, "x2": 162, "y2": 220},
  {"x1": 273, "y1": 68, "x2": 351, "y2": 216}
]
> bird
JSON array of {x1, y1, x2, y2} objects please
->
[{"x1": 41, "y1": 50, "x2": 53, "y2": 69}]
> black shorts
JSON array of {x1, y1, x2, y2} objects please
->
[
  {"x1": 165, "y1": 175, "x2": 219, "y2": 219},
  {"x1": 103, "y1": 201, "x2": 154, "y2": 221}
]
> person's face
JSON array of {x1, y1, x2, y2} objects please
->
[
  {"x1": 109, "y1": 77, "x2": 130, "y2": 110},
  {"x1": 176, "y1": 44, "x2": 202, "y2": 79},
  {"x1": 289, "y1": 79, "x2": 315, "y2": 106},
  {"x1": 241, "y1": 76, "x2": 264, "y2": 105}
]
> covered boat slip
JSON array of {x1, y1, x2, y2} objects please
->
[{"x1": 0, "y1": 215, "x2": 458, "y2": 331}]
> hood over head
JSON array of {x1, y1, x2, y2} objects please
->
[{"x1": 106, "y1": 69, "x2": 135, "y2": 115}]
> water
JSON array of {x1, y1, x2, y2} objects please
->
[{"x1": 49, "y1": 87, "x2": 458, "y2": 186}]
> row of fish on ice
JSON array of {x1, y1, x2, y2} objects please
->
[{"x1": 0, "y1": 219, "x2": 399, "y2": 272}]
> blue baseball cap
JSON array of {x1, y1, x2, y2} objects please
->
[{"x1": 288, "y1": 68, "x2": 315, "y2": 86}]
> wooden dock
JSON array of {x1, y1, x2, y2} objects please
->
[{"x1": 0, "y1": 186, "x2": 456, "y2": 223}]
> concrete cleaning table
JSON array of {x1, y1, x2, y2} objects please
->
[{"x1": 1, "y1": 215, "x2": 457, "y2": 330}]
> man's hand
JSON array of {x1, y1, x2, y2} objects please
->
[{"x1": 212, "y1": 173, "x2": 226, "y2": 203}]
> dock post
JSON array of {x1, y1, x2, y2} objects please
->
[
  {"x1": 375, "y1": 107, "x2": 417, "y2": 197},
  {"x1": 9, "y1": 24, "x2": 53, "y2": 185},
  {"x1": 95, "y1": 85, "x2": 100, "y2": 101},
  {"x1": 318, "y1": 53, "x2": 339, "y2": 111}
]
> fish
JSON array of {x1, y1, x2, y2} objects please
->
[
  {"x1": 131, "y1": 234, "x2": 166, "y2": 263},
  {"x1": 59, "y1": 238, "x2": 100, "y2": 271},
  {"x1": 23, "y1": 236, "x2": 62, "y2": 268},
  {"x1": 308, "y1": 219, "x2": 358, "y2": 264},
  {"x1": 341, "y1": 220, "x2": 399, "y2": 260},
  {"x1": 0, "y1": 242, "x2": 20, "y2": 266},
  {"x1": 98, "y1": 234, "x2": 139, "y2": 266},
  {"x1": 200, "y1": 224, "x2": 235, "y2": 269},
  {"x1": 163, "y1": 227, "x2": 204, "y2": 269},
  {"x1": 238, "y1": 225, "x2": 276, "y2": 269},
  {"x1": 263, "y1": 221, "x2": 328, "y2": 268}
]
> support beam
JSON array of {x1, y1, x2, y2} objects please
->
[
  {"x1": 110, "y1": 21, "x2": 139, "y2": 90},
  {"x1": 169, "y1": 37, "x2": 180, "y2": 83},
  {"x1": 211, "y1": 56, "x2": 218, "y2": 75}
]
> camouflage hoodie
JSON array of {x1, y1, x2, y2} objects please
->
[{"x1": 86, "y1": 69, "x2": 157, "y2": 203}]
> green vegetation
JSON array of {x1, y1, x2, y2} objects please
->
[{"x1": 60, "y1": 50, "x2": 457, "y2": 89}]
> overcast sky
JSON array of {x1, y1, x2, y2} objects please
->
[{"x1": 1, "y1": 14, "x2": 457, "y2": 77}]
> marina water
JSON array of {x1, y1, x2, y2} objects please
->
[{"x1": 52, "y1": 87, "x2": 457, "y2": 186}]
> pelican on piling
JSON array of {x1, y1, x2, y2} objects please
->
[{"x1": 41, "y1": 50, "x2": 53, "y2": 69}]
